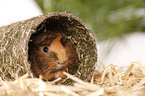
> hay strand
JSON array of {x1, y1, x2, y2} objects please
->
[{"x1": 1, "y1": 62, "x2": 145, "y2": 96}]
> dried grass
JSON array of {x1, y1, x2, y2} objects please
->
[{"x1": 1, "y1": 61, "x2": 145, "y2": 96}]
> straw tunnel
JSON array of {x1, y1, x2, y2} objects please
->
[{"x1": 0, "y1": 12, "x2": 97, "y2": 83}]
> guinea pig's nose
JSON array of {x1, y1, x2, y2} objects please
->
[
  {"x1": 57, "y1": 61, "x2": 62, "y2": 65},
  {"x1": 56, "y1": 62, "x2": 63, "y2": 70}
]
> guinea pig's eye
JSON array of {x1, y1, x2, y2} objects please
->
[{"x1": 43, "y1": 47, "x2": 48, "y2": 52}]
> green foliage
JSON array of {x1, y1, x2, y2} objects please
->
[{"x1": 35, "y1": 0, "x2": 144, "y2": 41}]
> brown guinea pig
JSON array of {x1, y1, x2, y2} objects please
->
[{"x1": 28, "y1": 31, "x2": 78, "y2": 82}]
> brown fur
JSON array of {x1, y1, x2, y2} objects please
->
[{"x1": 28, "y1": 31, "x2": 78, "y2": 82}]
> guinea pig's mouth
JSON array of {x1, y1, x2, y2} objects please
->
[{"x1": 52, "y1": 64, "x2": 63, "y2": 72}]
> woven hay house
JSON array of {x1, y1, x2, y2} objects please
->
[{"x1": 0, "y1": 12, "x2": 97, "y2": 82}]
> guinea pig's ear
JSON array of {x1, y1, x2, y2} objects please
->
[
  {"x1": 30, "y1": 33, "x2": 47, "y2": 45},
  {"x1": 60, "y1": 37, "x2": 68, "y2": 46}
]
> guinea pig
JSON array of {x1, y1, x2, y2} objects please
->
[{"x1": 28, "y1": 31, "x2": 78, "y2": 82}]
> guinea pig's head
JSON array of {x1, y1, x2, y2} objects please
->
[{"x1": 28, "y1": 32, "x2": 78, "y2": 82}]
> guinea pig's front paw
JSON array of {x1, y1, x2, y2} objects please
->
[{"x1": 41, "y1": 70, "x2": 67, "y2": 82}]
